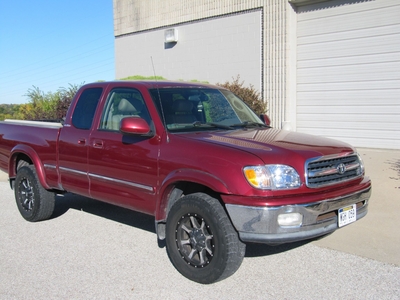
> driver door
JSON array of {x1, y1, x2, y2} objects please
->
[{"x1": 87, "y1": 87, "x2": 159, "y2": 215}]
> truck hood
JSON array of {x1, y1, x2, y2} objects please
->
[{"x1": 180, "y1": 128, "x2": 355, "y2": 163}]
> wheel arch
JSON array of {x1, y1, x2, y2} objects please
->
[
  {"x1": 155, "y1": 169, "x2": 230, "y2": 239},
  {"x1": 9, "y1": 144, "x2": 50, "y2": 190}
]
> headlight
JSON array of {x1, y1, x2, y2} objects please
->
[
  {"x1": 356, "y1": 153, "x2": 365, "y2": 175},
  {"x1": 243, "y1": 165, "x2": 301, "y2": 190}
]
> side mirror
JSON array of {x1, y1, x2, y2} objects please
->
[
  {"x1": 120, "y1": 116, "x2": 151, "y2": 135},
  {"x1": 259, "y1": 114, "x2": 271, "y2": 126}
]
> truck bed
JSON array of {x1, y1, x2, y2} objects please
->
[
  {"x1": 3, "y1": 119, "x2": 63, "y2": 128},
  {"x1": 0, "y1": 120, "x2": 62, "y2": 182}
]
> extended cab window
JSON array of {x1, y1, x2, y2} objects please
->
[
  {"x1": 99, "y1": 88, "x2": 151, "y2": 131},
  {"x1": 71, "y1": 88, "x2": 103, "y2": 130}
]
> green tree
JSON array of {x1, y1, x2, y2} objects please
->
[{"x1": 0, "y1": 104, "x2": 15, "y2": 120}]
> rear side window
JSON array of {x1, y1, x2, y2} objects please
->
[{"x1": 71, "y1": 88, "x2": 103, "y2": 130}]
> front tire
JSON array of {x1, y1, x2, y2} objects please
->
[
  {"x1": 14, "y1": 165, "x2": 55, "y2": 222},
  {"x1": 166, "y1": 193, "x2": 245, "y2": 284}
]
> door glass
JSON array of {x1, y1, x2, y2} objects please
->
[{"x1": 99, "y1": 88, "x2": 151, "y2": 131}]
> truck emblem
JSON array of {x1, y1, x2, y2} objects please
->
[{"x1": 337, "y1": 163, "x2": 346, "y2": 174}]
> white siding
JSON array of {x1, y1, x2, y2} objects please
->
[{"x1": 296, "y1": 0, "x2": 400, "y2": 149}]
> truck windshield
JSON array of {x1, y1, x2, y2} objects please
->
[{"x1": 150, "y1": 88, "x2": 264, "y2": 132}]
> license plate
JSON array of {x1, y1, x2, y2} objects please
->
[{"x1": 338, "y1": 204, "x2": 357, "y2": 227}]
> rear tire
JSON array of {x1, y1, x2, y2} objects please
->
[
  {"x1": 166, "y1": 192, "x2": 245, "y2": 284},
  {"x1": 14, "y1": 165, "x2": 55, "y2": 222}
]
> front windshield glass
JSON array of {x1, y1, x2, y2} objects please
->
[{"x1": 150, "y1": 88, "x2": 263, "y2": 132}]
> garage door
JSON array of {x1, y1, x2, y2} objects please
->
[{"x1": 296, "y1": 0, "x2": 400, "y2": 149}]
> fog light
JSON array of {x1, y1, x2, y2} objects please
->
[{"x1": 277, "y1": 213, "x2": 303, "y2": 227}]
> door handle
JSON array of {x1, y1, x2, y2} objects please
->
[
  {"x1": 78, "y1": 138, "x2": 86, "y2": 145},
  {"x1": 93, "y1": 140, "x2": 104, "y2": 149}
]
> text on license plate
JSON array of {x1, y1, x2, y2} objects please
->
[{"x1": 338, "y1": 204, "x2": 357, "y2": 227}]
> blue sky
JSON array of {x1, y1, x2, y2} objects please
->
[{"x1": 0, "y1": 1, "x2": 115, "y2": 104}]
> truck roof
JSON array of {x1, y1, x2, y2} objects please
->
[{"x1": 83, "y1": 80, "x2": 223, "y2": 90}]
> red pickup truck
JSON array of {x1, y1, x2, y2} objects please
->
[{"x1": 0, "y1": 81, "x2": 371, "y2": 283}]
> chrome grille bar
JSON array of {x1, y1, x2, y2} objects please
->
[{"x1": 305, "y1": 153, "x2": 363, "y2": 188}]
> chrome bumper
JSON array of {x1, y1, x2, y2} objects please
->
[{"x1": 225, "y1": 186, "x2": 371, "y2": 245}]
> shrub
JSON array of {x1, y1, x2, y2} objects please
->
[
  {"x1": 56, "y1": 83, "x2": 82, "y2": 120},
  {"x1": 216, "y1": 75, "x2": 267, "y2": 116},
  {"x1": 121, "y1": 75, "x2": 167, "y2": 80},
  {"x1": 18, "y1": 84, "x2": 83, "y2": 121},
  {"x1": 23, "y1": 87, "x2": 59, "y2": 120}
]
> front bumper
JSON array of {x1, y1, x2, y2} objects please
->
[{"x1": 225, "y1": 186, "x2": 371, "y2": 244}]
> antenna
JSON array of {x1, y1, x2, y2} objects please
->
[{"x1": 151, "y1": 56, "x2": 169, "y2": 143}]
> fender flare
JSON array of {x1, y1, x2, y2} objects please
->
[
  {"x1": 155, "y1": 168, "x2": 230, "y2": 221},
  {"x1": 9, "y1": 144, "x2": 51, "y2": 190}
]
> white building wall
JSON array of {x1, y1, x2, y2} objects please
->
[{"x1": 115, "y1": 11, "x2": 262, "y2": 92}]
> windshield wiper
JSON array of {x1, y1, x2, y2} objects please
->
[
  {"x1": 231, "y1": 121, "x2": 270, "y2": 128},
  {"x1": 192, "y1": 121, "x2": 234, "y2": 130}
]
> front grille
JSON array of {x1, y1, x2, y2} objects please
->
[{"x1": 306, "y1": 153, "x2": 363, "y2": 188}]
